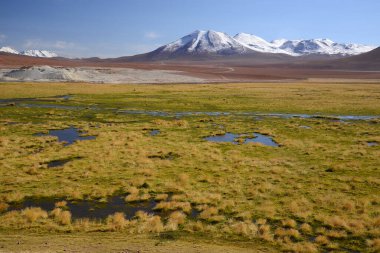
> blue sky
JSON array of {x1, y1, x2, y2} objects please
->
[{"x1": 1, "y1": 0, "x2": 379, "y2": 57}]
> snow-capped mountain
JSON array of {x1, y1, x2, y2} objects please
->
[
  {"x1": 153, "y1": 30, "x2": 249, "y2": 56},
  {"x1": 0, "y1": 46, "x2": 20, "y2": 54},
  {"x1": 21, "y1": 50, "x2": 58, "y2": 58},
  {"x1": 235, "y1": 34, "x2": 375, "y2": 56},
  {"x1": 233, "y1": 33, "x2": 288, "y2": 54},
  {"x1": 0, "y1": 46, "x2": 57, "y2": 58},
  {"x1": 144, "y1": 30, "x2": 375, "y2": 59},
  {"x1": 274, "y1": 38, "x2": 375, "y2": 56}
]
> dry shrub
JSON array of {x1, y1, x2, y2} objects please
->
[
  {"x1": 275, "y1": 228, "x2": 301, "y2": 239},
  {"x1": 59, "y1": 210, "x2": 72, "y2": 225},
  {"x1": 199, "y1": 207, "x2": 224, "y2": 222},
  {"x1": 0, "y1": 202, "x2": 9, "y2": 212},
  {"x1": 154, "y1": 201, "x2": 191, "y2": 213},
  {"x1": 288, "y1": 198, "x2": 312, "y2": 218},
  {"x1": 367, "y1": 238, "x2": 380, "y2": 251},
  {"x1": 192, "y1": 193, "x2": 222, "y2": 205},
  {"x1": 315, "y1": 235, "x2": 329, "y2": 245},
  {"x1": 325, "y1": 229, "x2": 347, "y2": 238},
  {"x1": 235, "y1": 211, "x2": 252, "y2": 221},
  {"x1": 125, "y1": 187, "x2": 150, "y2": 202},
  {"x1": 258, "y1": 224, "x2": 273, "y2": 241},
  {"x1": 284, "y1": 242, "x2": 318, "y2": 253},
  {"x1": 136, "y1": 168, "x2": 154, "y2": 177},
  {"x1": 300, "y1": 223, "x2": 312, "y2": 234},
  {"x1": 135, "y1": 211, "x2": 150, "y2": 221},
  {"x1": 326, "y1": 216, "x2": 348, "y2": 229},
  {"x1": 230, "y1": 221, "x2": 258, "y2": 238},
  {"x1": 166, "y1": 211, "x2": 186, "y2": 231},
  {"x1": 148, "y1": 216, "x2": 164, "y2": 233},
  {"x1": 256, "y1": 218, "x2": 267, "y2": 225},
  {"x1": 155, "y1": 194, "x2": 168, "y2": 201},
  {"x1": 137, "y1": 215, "x2": 164, "y2": 233},
  {"x1": 50, "y1": 208, "x2": 71, "y2": 225},
  {"x1": 74, "y1": 218, "x2": 91, "y2": 231},
  {"x1": 22, "y1": 207, "x2": 48, "y2": 222},
  {"x1": 184, "y1": 221, "x2": 204, "y2": 232},
  {"x1": 178, "y1": 173, "x2": 189, "y2": 185},
  {"x1": 282, "y1": 219, "x2": 297, "y2": 228},
  {"x1": 220, "y1": 199, "x2": 235, "y2": 212},
  {"x1": 153, "y1": 119, "x2": 188, "y2": 128},
  {"x1": 106, "y1": 212, "x2": 128, "y2": 231},
  {"x1": 55, "y1": 201, "x2": 67, "y2": 208}
]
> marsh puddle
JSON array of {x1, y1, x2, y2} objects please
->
[
  {"x1": 47, "y1": 157, "x2": 82, "y2": 168},
  {"x1": 367, "y1": 141, "x2": 379, "y2": 146},
  {"x1": 8, "y1": 196, "x2": 199, "y2": 220},
  {"x1": 8, "y1": 196, "x2": 158, "y2": 220},
  {"x1": 148, "y1": 152, "x2": 180, "y2": 160},
  {"x1": 150, "y1": 129, "x2": 160, "y2": 136},
  {"x1": 205, "y1": 132, "x2": 279, "y2": 147},
  {"x1": 35, "y1": 127, "x2": 96, "y2": 146}
]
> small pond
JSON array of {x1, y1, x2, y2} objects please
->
[
  {"x1": 150, "y1": 129, "x2": 160, "y2": 136},
  {"x1": 8, "y1": 195, "x2": 199, "y2": 220},
  {"x1": 35, "y1": 127, "x2": 96, "y2": 146},
  {"x1": 367, "y1": 141, "x2": 378, "y2": 147},
  {"x1": 204, "y1": 132, "x2": 279, "y2": 147}
]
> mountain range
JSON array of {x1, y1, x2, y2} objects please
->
[
  {"x1": 0, "y1": 30, "x2": 377, "y2": 62},
  {"x1": 0, "y1": 46, "x2": 57, "y2": 58},
  {"x1": 135, "y1": 30, "x2": 376, "y2": 60}
]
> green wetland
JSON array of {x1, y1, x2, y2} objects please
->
[{"x1": 0, "y1": 82, "x2": 379, "y2": 252}]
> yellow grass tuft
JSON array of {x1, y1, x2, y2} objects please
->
[
  {"x1": 230, "y1": 221, "x2": 258, "y2": 238},
  {"x1": 315, "y1": 235, "x2": 329, "y2": 245},
  {"x1": 55, "y1": 201, "x2": 67, "y2": 208},
  {"x1": 282, "y1": 219, "x2": 297, "y2": 228},
  {"x1": 300, "y1": 223, "x2": 312, "y2": 234},
  {"x1": 50, "y1": 208, "x2": 71, "y2": 225},
  {"x1": 106, "y1": 212, "x2": 128, "y2": 231},
  {"x1": 0, "y1": 202, "x2": 9, "y2": 212},
  {"x1": 22, "y1": 207, "x2": 48, "y2": 222},
  {"x1": 166, "y1": 211, "x2": 187, "y2": 231}
]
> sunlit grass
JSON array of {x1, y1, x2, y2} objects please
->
[{"x1": 0, "y1": 82, "x2": 379, "y2": 252}]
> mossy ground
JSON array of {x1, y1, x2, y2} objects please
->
[{"x1": 0, "y1": 82, "x2": 379, "y2": 252}]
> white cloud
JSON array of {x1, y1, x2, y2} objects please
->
[
  {"x1": 144, "y1": 31, "x2": 160, "y2": 39},
  {"x1": 0, "y1": 34, "x2": 7, "y2": 42},
  {"x1": 23, "y1": 39, "x2": 76, "y2": 50}
]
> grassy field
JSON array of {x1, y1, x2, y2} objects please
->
[{"x1": 0, "y1": 82, "x2": 379, "y2": 252}]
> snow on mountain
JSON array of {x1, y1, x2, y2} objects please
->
[
  {"x1": 21, "y1": 50, "x2": 58, "y2": 58},
  {"x1": 0, "y1": 46, "x2": 57, "y2": 58},
  {"x1": 0, "y1": 46, "x2": 20, "y2": 54},
  {"x1": 158, "y1": 30, "x2": 249, "y2": 55},
  {"x1": 154, "y1": 30, "x2": 375, "y2": 58},
  {"x1": 233, "y1": 33, "x2": 288, "y2": 54},
  {"x1": 264, "y1": 38, "x2": 376, "y2": 56}
]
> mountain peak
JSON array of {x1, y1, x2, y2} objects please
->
[
  {"x1": 0, "y1": 46, "x2": 58, "y2": 58},
  {"x1": 0, "y1": 46, "x2": 20, "y2": 54},
  {"x1": 21, "y1": 50, "x2": 58, "y2": 58},
  {"x1": 158, "y1": 29, "x2": 248, "y2": 56},
  {"x1": 134, "y1": 30, "x2": 377, "y2": 60}
]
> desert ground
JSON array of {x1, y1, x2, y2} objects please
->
[{"x1": 0, "y1": 81, "x2": 379, "y2": 252}]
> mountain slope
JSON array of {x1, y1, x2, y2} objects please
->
[
  {"x1": 0, "y1": 46, "x2": 20, "y2": 54},
  {"x1": 147, "y1": 30, "x2": 251, "y2": 59},
  {"x1": 0, "y1": 46, "x2": 57, "y2": 58},
  {"x1": 325, "y1": 47, "x2": 380, "y2": 70},
  {"x1": 233, "y1": 33, "x2": 288, "y2": 54},
  {"x1": 21, "y1": 50, "x2": 58, "y2": 58},
  {"x1": 130, "y1": 30, "x2": 376, "y2": 61}
]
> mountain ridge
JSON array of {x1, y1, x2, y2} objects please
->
[{"x1": 0, "y1": 46, "x2": 57, "y2": 58}]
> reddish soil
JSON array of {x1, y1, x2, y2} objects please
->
[{"x1": 1, "y1": 52, "x2": 380, "y2": 81}]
